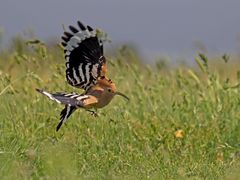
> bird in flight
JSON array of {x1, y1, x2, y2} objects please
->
[{"x1": 36, "y1": 20, "x2": 129, "y2": 131}]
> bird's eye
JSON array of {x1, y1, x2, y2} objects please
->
[{"x1": 108, "y1": 88, "x2": 112, "y2": 92}]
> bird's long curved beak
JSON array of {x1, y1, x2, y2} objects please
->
[{"x1": 115, "y1": 91, "x2": 129, "y2": 101}]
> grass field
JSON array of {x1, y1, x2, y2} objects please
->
[{"x1": 1, "y1": 39, "x2": 240, "y2": 179}]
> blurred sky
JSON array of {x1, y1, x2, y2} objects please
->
[{"x1": 1, "y1": 0, "x2": 240, "y2": 62}]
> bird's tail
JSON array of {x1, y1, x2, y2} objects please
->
[
  {"x1": 36, "y1": 89, "x2": 90, "y2": 131},
  {"x1": 36, "y1": 88, "x2": 88, "y2": 107}
]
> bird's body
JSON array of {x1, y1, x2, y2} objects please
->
[
  {"x1": 86, "y1": 82, "x2": 115, "y2": 108},
  {"x1": 37, "y1": 21, "x2": 128, "y2": 131}
]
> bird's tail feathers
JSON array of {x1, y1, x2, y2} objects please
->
[{"x1": 36, "y1": 88, "x2": 88, "y2": 106}]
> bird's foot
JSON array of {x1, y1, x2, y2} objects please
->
[{"x1": 87, "y1": 110, "x2": 99, "y2": 117}]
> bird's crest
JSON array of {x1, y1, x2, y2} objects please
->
[{"x1": 98, "y1": 77, "x2": 115, "y2": 87}]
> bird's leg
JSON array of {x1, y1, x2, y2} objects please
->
[{"x1": 86, "y1": 109, "x2": 98, "y2": 117}]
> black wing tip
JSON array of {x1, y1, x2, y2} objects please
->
[
  {"x1": 56, "y1": 121, "x2": 63, "y2": 132},
  {"x1": 77, "y1": 21, "x2": 86, "y2": 30},
  {"x1": 87, "y1": 25, "x2": 93, "y2": 31},
  {"x1": 61, "y1": 32, "x2": 73, "y2": 43},
  {"x1": 64, "y1": 31, "x2": 73, "y2": 38},
  {"x1": 56, "y1": 108, "x2": 67, "y2": 132},
  {"x1": 61, "y1": 36, "x2": 68, "y2": 42},
  {"x1": 69, "y1": 25, "x2": 79, "y2": 33}
]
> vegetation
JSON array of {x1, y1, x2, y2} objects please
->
[{"x1": 0, "y1": 38, "x2": 240, "y2": 179}]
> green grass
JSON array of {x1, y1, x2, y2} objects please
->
[{"x1": 1, "y1": 40, "x2": 240, "y2": 179}]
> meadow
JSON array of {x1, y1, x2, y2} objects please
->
[{"x1": 0, "y1": 37, "x2": 240, "y2": 179}]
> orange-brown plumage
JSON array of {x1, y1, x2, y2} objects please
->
[{"x1": 85, "y1": 77, "x2": 117, "y2": 108}]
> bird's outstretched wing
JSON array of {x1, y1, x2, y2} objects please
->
[
  {"x1": 57, "y1": 105, "x2": 76, "y2": 131},
  {"x1": 36, "y1": 89, "x2": 99, "y2": 131},
  {"x1": 61, "y1": 21, "x2": 107, "y2": 91}
]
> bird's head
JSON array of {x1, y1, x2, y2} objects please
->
[{"x1": 98, "y1": 77, "x2": 129, "y2": 101}]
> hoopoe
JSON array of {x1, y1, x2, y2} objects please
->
[{"x1": 36, "y1": 21, "x2": 129, "y2": 131}]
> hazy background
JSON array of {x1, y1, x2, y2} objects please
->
[{"x1": 1, "y1": 0, "x2": 240, "y2": 62}]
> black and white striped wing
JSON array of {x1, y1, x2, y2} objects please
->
[
  {"x1": 61, "y1": 21, "x2": 106, "y2": 90},
  {"x1": 56, "y1": 105, "x2": 76, "y2": 131}
]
